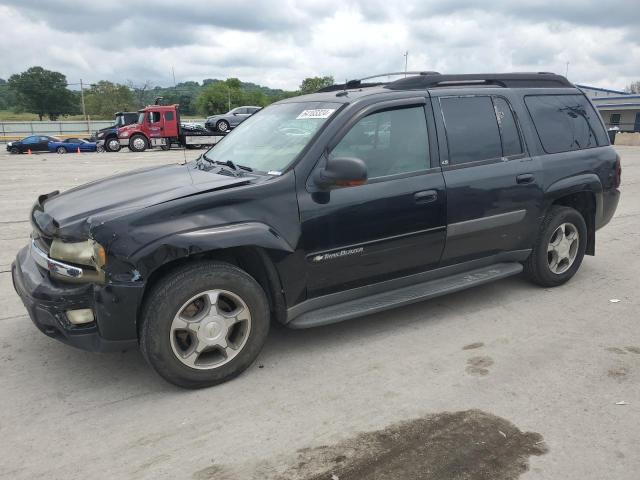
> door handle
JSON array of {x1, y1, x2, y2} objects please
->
[
  {"x1": 516, "y1": 174, "x2": 535, "y2": 184},
  {"x1": 414, "y1": 190, "x2": 438, "y2": 204}
]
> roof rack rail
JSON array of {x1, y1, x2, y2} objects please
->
[
  {"x1": 386, "y1": 72, "x2": 573, "y2": 90},
  {"x1": 317, "y1": 71, "x2": 442, "y2": 93}
]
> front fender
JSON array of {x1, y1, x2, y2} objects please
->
[{"x1": 131, "y1": 222, "x2": 294, "y2": 279}]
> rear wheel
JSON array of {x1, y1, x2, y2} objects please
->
[
  {"x1": 105, "y1": 137, "x2": 121, "y2": 152},
  {"x1": 524, "y1": 206, "x2": 587, "y2": 287},
  {"x1": 140, "y1": 261, "x2": 270, "y2": 388},
  {"x1": 129, "y1": 134, "x2": 148, "y2": 152},
  {"x1": 56, "y1": 146, "x2": 66, "y2": 154}
]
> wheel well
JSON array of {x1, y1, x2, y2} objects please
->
[
  {"x1": 137, "y1": 247, "x2": 286, "y2": 334},
  {"x1": 552, "y1": 191, "x2": 596, "y2": 255}
]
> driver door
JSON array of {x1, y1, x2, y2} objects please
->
[{"x1": 298, "y1": 99, "x2": 447, "y2": 298}]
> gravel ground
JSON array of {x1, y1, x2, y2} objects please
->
[{"x1": 0, "y1": 146, "x2": 638, "y2": 480}]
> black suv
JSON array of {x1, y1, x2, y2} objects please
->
[{"x1": 12, "y1": 72, "x2": 621, "y2": 388}]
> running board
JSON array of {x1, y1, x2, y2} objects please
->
[{"x1": 288, "y1": 262, "x2": 523, "y2": 329}]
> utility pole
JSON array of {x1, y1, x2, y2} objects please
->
[
  {"x1": 404, "y1": 51, "x2": 409, "y2": 77},
  {"x1": 565, "y1": 61, "x2": 570, "y2": 78},
  {"x1": 171, "y1": 66, "x2": 176, "y2": 88},
  {"x1": 79, "y1": 79, "x2": 90, "y2": 136}
]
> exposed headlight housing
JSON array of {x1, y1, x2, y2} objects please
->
[
  {"x1": 49, "y1": 239, "x2": 107, "y2": 283},
  {"x1": 119, "y1": 131, "x2": 129, "y2": 138},
  {"x1": 97, "y1": 132, "x2": 105, "y2": 138}
]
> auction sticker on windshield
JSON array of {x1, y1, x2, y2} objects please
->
[{"x1": 296, "y1": 109, "x2": 336, "y2": 119}]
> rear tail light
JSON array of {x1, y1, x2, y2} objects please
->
[{"x1": 614, "y1": 155, "x2": 622, "y2": 188}]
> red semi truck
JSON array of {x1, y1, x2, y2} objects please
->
[{"x1": 117, "y1": 104, "x2": 226, "y2": 152}]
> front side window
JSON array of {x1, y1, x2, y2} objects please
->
[
  {"x1": 330, "y1": 106, "x2": 429, "y2": 179},
  {"x1": 441, "y1": 96, "x2": 502, "y2": 165},
  {"x1": 148, "y1": 112, "x2": 161, "y2": 123},
  {"x1": 525, "y1": 94, "x2": 608, "y2": 153},
  {"x1": 23, "y1": 136, "x2": 38, "y2": 144},
  {"x1": 203, "y1": 101, "x2": 340, "y2": 172}
]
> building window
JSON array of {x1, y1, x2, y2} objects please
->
[{"x1": 609, "y1": 114, "x2": 621, "y2": 127}]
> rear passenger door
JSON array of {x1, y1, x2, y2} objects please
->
[{"x1": 434, "y1": 94, "x2": 544, "y2": 264}]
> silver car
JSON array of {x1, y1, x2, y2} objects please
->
[{"x1": 205, "y1": 106, "x2": 261, "y2": 133}]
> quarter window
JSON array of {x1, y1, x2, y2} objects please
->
[
  {"x1": 440, "y1": 96, "x2": 502, "y2": 165},
  {"x1": 330, "y1": 106, "x2": 430, "y2": 179},
  {"x1": 525, "y1": 94, "x2": 608, "y2": 153}
]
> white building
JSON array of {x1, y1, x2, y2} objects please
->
[{"x1": 577, "y1": 84, "x2": 640, "y2": 132}]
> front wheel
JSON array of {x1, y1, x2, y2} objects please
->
[
  {"x1": 216, "y1": 120, "x2": 229, "y2": 133},
  {"x1": 524, "y1": 206, "x2": 587, "y2": 287},
  {"x1": 56, "y1": 146, "x2": 66, "y2": 154},
  {"x1": 105, "y1": 137, "x2": 121, "y2": 152},
  {"x1": 140, "y1": 261, "x2": 270, "y2": 388},
  {"x1": 129, "y1": 134, "x2": 148, "y2": 152},
  {"x1": 10, "y1": 147, "x2": 19, "y2": 154}
]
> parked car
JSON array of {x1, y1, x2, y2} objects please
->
[
  {"x1": 6, "y1": 135, "x2": 60, "y2": 154},
  {"x1": 205, "y1": 106, "x2": 261, "y2": 132},
  {"x1": 48, "y1": 138, "x2": 98, "y2": 154},
  {"x1": 12, "y1": 72, "x2": 620, "y2": 389}
]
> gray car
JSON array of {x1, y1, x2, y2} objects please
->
[{"x1": 205, "y1": 106, "x2": 261, "y2": 133}]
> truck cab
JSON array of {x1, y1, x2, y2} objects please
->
[{"x1": 93, "y1": 112, "x2": 138, "y2": 152}]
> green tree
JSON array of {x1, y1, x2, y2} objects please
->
[
  {"x1": 195, "y1": 81, "x2": 230, "y2": 115},
  {"x1": 84, "y1": 81, "x2": 136, "y2": 118},
  {"x1": 299, "y1": 76, "x2": 334, "y2": 95},
  {"x1": 8, "y1": 66, "x2": 78, "y2": 120}
]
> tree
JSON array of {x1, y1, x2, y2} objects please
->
[
  {"x1": 625, "y1": 81, "x2": 640, "y2": 94},
  {"x1": 84, "y1": 81, "x2": 136, "y2": 118},
  {"x1": 195, "y1": 81, "x2": 231, "y2": 115},
  {"x1": 299, "y1": 76, "x2": 334, "y2": 95},
  {"x1": 8, "y1": 66, "x2": 78, "y2": 120}
]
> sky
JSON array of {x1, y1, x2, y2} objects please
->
[{"x1": 0, "y1": 0, "x2": 638, "y2": 91}]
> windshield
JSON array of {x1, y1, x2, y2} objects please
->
[{"x1": 203, "y1": 101, "x2": 341, "y2": 172}]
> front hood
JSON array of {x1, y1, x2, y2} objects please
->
[{"x1": 35, "y1": 163, "x2": 251, "y2": 235}]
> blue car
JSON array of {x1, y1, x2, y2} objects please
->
[{"x1": 48, "y1": 138, "x2": 98, "y2": 154}]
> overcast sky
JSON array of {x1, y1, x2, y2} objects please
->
[{"x1": 0, "y1": 0, "x2": 638, "y2": 90}]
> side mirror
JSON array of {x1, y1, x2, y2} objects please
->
[{"x1": 314, "y1": 157, "x2": 367, "y2": 190}]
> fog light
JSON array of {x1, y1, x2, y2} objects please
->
[{"x1": 66, "y1": 309, "x2": 94, "y2": 325}]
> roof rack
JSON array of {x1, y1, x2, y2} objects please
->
[
  {"x1": 386, "y1": 72, "x2": 574, "y2": 90},
  {"x1": 317, "y1": 71, "x2": 442, "y2": 92}
]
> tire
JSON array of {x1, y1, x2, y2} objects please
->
[
  {"x1": 129, "y1": 134, "x2": 148, "y2": 152},
  {"x1": 140, "y1": 261, "x2": 270, "y2": 389},
  {"x1": 105, "y1": 137, "x2": 121, "y2": 152},
  {"x1": 56, "y1": 146, "x2": 66, "y2": 154},
  {"x1": 160, "y1": 140, "x2": 171, "y2": 151},
  {"x1": 523, "y1": 206, "x2": 587, "y2": 287},
  {"x1": 9, "y1": 147, "x2": 19, "y2": 154},
  {"x1": 216, "y1": 120, "x2": 229, "y2": 133}
]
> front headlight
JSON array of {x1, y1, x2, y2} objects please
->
[
  {"x1": 7, "y1": 142, "x2": 12, "y2": 146},
  {"x1": 50, "y1": 239, "x2": 107, "y2": 268},
  {"x1": 119, "y1": 131, "x2": 129, "y2": 138}
]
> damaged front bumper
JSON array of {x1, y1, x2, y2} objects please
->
[{"x1": 11, "y1": 245, "x2": 143, "y2": 352}]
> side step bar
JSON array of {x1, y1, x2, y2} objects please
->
[{"x1": 288, "y1": 262, "x2": 523, "y2": 329}]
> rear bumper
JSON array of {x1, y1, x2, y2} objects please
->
[
  {"x1": 596, "y1": 188, "x2": 620, "y2": 230},
  {"x1": 12, "y1": 245, "x2": 141, "y2": 352}
]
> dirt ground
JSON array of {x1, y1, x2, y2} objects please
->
[{"x1": 0, "y1": 146, "x2": 638, "y2": 479}]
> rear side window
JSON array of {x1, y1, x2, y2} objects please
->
[
  {"x1": 525, "y1": 94, "x2": 608, "y2": 153},
  {"x1": 493, "y1": 97, "x2": 523, "y2": 157},
  {"x1": 440, "y1": 96, "x2": 502, "y2": 165}
]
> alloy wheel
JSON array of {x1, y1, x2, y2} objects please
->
[
  {"x1": 547, "y1": 222, "x2": 579, "y2": 274},
  {"x1": 170, "y1": 289, "x2": 252, "y2": 370}
]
